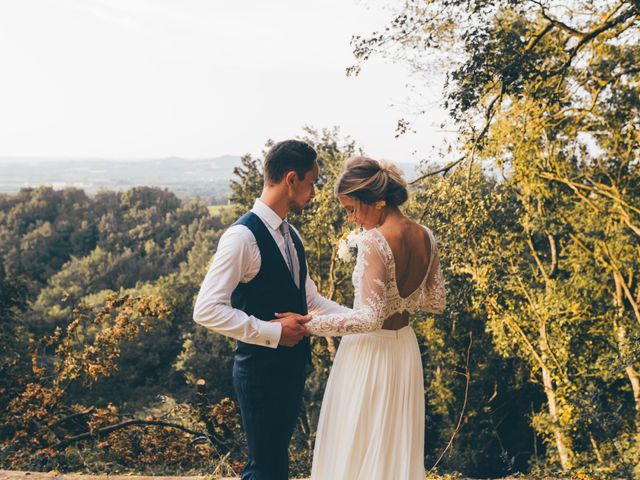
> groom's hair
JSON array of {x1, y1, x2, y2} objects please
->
[{"x1": 264, "y1": 140, "x2": 317, "y2": 185}]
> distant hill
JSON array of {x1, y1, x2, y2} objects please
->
[
  {"x1": 0, "y1": 156, "x2": 419, "y2": 202},
  {"x1": 0, "y1": 156, "x2": 242, "y2": 202}
]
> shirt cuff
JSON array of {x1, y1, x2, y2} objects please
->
[{"x1": 257, "y1": 319, "x2": 282, "y2": 348}]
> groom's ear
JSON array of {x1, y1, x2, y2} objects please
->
[{"x1": 284, "y1": 170, "x2": 298, "y2": 187}]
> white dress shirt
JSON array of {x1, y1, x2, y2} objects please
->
[{"x1": 193, "y1": 199, "x2": 350, "y2": 348}]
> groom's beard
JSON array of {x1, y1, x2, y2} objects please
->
[{"x1": 289, "y1": 198, "x2": 312, "y2": 214}]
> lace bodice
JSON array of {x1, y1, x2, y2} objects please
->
[{"x1": 306, "y1": 225, "x2": 446, "y2": 336}]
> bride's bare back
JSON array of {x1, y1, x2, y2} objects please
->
[
  {"x1": 306, "y1": 209, "x2": 445, "y2": 337},
  {"x1": 378, "y1": 218, "x2": 432, "y2": 330}
]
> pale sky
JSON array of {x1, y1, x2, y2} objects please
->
[{"x1": 0, "y1": 0, "x2": 453, "y2": 163}]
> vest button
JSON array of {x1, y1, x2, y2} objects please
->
[{"x1": 265, "y1": 340, "x2": 271, "y2": 346}]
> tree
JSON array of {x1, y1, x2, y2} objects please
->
[
  {"x1": 0, "y1": 188, "x2": 244, "y2": 474},
  {"x1": 350, "y1": 0, "x2": 640, "y2": 474}
]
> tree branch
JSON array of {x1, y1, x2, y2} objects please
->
[
  {"x1": 52, "y1": 419, "x2": 223, "y2": 451},
  {"x1": 429, "y1": 331, "x2": 473, "y2": 472},
  {"x1": 410, "y1": 155, "x2": 465, "y2": 185},
  {"x1": 48, "y1": 407, "x2": 95, "y2": 429}
]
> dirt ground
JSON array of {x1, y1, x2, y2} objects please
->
[
  {"x1": 0, "y1": 472, "x2": 314, "y2": 480},
  {"x1": 0, "y1": 470, "x2": 530, "y2": 480}
]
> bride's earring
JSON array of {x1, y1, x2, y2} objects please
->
[{"x1": 374, "y1": 200, "x2": 386, "y2": 227}]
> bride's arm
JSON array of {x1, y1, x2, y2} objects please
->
[
  {"x1": 305, "y1": 233, "x2": 388, "y2": 336},
  {"x1": 421, "y1": 229, "x2": 446, "y2": 314}
]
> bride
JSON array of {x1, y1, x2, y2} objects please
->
[{"x1": 280, "y1": 156, "x2": 446, "y2": 479}]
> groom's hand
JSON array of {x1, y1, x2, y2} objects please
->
[{"x1": 273, "y1": 313, "x2": 311, "y2": 347}]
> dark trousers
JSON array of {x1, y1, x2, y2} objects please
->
[{"x1": 232, "y1": 360, "x2": 306, "y2": 480}]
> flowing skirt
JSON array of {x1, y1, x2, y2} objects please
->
[{"x1": 310, "y1": 325, "x2": 425, "y2": 480}]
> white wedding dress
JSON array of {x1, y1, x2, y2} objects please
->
[{"x1": 305, "y1": 225, "x2": 446, "y2": 480}]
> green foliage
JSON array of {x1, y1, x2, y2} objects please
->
[
  {"x1": 229, "y1": 154, "x2": 264, "y2": 216},
  {"x1": 352, "y1": 0, "x2": 640, "y2": 476},
  {"x1": 407, "y1": 166, "x2": 542, "y2": 476},
  {"x1": 0, "y1": 186, "x2": 248, "y2": 474}
]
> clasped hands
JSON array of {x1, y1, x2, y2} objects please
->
[{"x1": 273, "y1": 312, "x2": 312, "y2": 347}]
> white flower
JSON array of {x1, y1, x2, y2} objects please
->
[
  {"x1": 337, "y1": 228, "x2": 362, "y2": 262},
  {"x1": 337, "y1": 238, "x2": 353, "y2": 262},
  {"x1": 346, "y1": 229, "x2": 361, "y2": 247}
]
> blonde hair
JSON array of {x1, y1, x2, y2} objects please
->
[{"x1": 335, "y1": 156, "x2": 409, "y2": 207}]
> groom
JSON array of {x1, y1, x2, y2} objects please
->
[{"x1": 193, "y1": 140, "x2": 349, "y2": 480}]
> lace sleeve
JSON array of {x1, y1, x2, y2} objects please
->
[
  {"x1": 306, "y1": 231, "x2": 388, "y2": 336},
  {"x1": 421, "y1": 229, "x2": 446, "y2": 314}
]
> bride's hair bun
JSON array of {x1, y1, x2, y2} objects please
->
[{"x1": 335, "y1": 156, "x2": 409, "y2": 207}]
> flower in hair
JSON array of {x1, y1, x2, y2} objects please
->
[{"x1": 374, "y1": 199, "x2": 386, "y2": 210}]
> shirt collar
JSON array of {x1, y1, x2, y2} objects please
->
[{"x1": 251, "y1": 198, "x2": 286, "y2": 231}]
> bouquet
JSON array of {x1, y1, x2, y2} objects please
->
[{"x1": 337, "y1": 228, "x2": 363, "y2": 262}]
